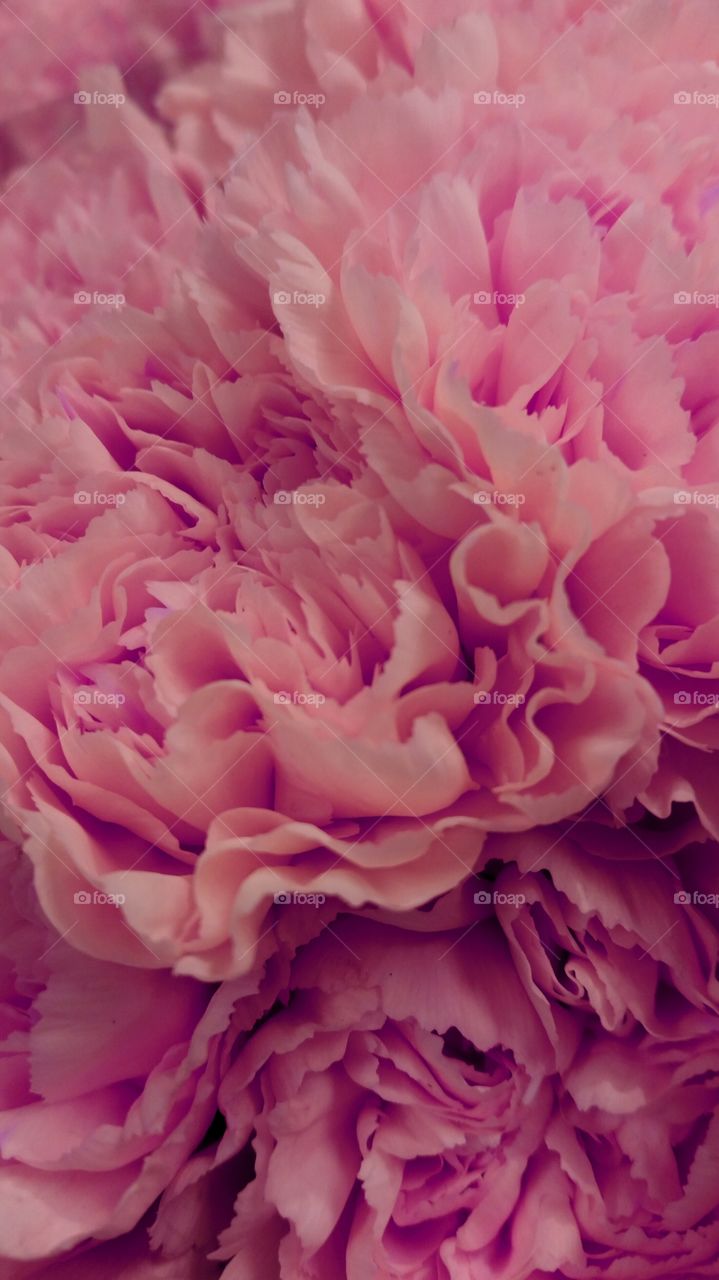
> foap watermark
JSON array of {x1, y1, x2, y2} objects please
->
[
  {"x1": 74, "y1": 290, "x2": 125, "y2": 309},
  {"x1": 74, "y1": 89, "x2": 126, "y2": 108},
  {"x1": 474, "y1": 889, "x2": 527, "y2": 906},
  {"x1": 474, "y1": 90, "x2": 526, "y2": 108},
  {"x1": 673, "y1": 490, "x2": 719, "y2": 506},
  {"x1": 274, "y1": 890, "x2": 326, "y2": 907},
  {"x1": 674, "y1": 890, "x2": 719, "y2": 907},
  {"x1": 673, "y1": 690, "x2": 719, "y2": 707},
  {"x1": 74, "y1": 689, "x2": 126, "y2": 708},
  {"x1": 474, "y1": 490, "x2": 526, "y2": 507},
  {"x1": 273, "y1": 290, "x2": 326, "y2": 307},
  {"x1": 274, "y1": 489, "x2": 326, "y2": 506},
  {"x1": 74, "y1": 889, "x2": 126, "y2": 906},
  {"x1": 273, "y1": 690, "x2": 326, "y2": 706},
  {"x1": 474, "y1": 690, "x2": 525, "y2": 707},
  {"x1": 74, "y1": 490, "x2": 126, "y2": 506},
  {"x1": 274, "y1": 89, "x2": 326, "y2": 107},
  {"x1": 474, "y1": 290, "x2": 525, "y2": 307},
  {"x1": 674, "y1": 90, "x2": 719, "y2": 109},
  {"x1": 674, "y1": 291, "x2": 719, "y2": 307}
]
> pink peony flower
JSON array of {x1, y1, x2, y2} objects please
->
[
  {"x1": 167, "y1": 878, "x2": 719, "y2": 1280},
  {"x1": 0, "y1": 0, "x2": 221, "y2": 128},
  {"x1": 2, "y1": 0, "x2": 719, "y2": 982},
  {"x1": 0, "y1": 70, "x2": 205, "y2": 401},
  {"x1": 0, "y1": 837, "x2": 232, "y2": 1273},
  {"x1": 4, "y1": 1, "x2": 719, "y2": 1277},
  {"x1": 480, "y1": 821, "x2": 719, "y2": 1048},
  {"x1": 3, "y1": 810, "x2": 719, "y2": 1277}
]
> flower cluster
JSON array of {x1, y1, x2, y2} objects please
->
[{"x1": 1, "y1": 0, "x2": 719, "y2": 1275}]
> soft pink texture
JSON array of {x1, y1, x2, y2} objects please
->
[
  {"x1": 0, "y1": 70, "x2": 204, "y2": 399},
  {"x1": 2, "y1": 0, "x2": 719, "y2": 979},
  {"x1": 2, "y1": 814, "x2": 719, "y2": 1276},
  {"x1": 163, "y1": 861, "x2": 719, "y2": 1280},
  {"x1": 0, "y1": 837, "x2": 225, "y2": 1273},
  {"x1": 1, "y1": 2, "x2": 719, "y2": 1277},
  {"x1": 0, "y1": 0, "x2": 220, "y2": 126},
  {"x1": 0, "y1": 3, "x2": 224, "y2": 186}
]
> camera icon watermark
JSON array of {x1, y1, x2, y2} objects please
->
[
  {"x1": 273, "y1": 490, "x2": 326, "y2": 506},
  {"x1": 273, "y1": 889, "x2": 326, "y2": 906},
  {"x1": 474, "y1": 690, "x2": 525, "y2": 706},
  {"x1": 273, "y1": 290, "x2": 326, "y2": 307},
  {"x1": 74, "y1": 490, "x2": 126, "y2": 506},
  {"x1": 474, "y1": 90, "x2": 526, "y2": 108},
  {"x1": 474, "y1": 290, "x2": 525, "y2": 307},
  {"x1": 673, "y1": 490, "x2": 719, "y2": 506},
  {"x1": 674, "y1": 90, "x2": 719, "y2": 108},
  {"x1": 673, "y1": 690, "x2": 719, "y2": 706},
  {"x1": 473, "y1": 490, "x2": 526, "y2": 507},
  {"x1": 273, "y1": 690, "x2": 326, "y2": 706},
  {"x1": 74, "y1": 889, "x2": 126, "y2": 906},
  {"x1": 273, "y1": 89, "x2": 326, "y2": 107},
  {"x1": 74, "y1": 689, "x2": 126, "y2": 707},
  {"x1": 674, "y1": 889, "x2": 719, "y2": 906},
  {"x1": 74, "y1": 290, "x2": 125, "y2": 309},
  {"x1": 74, "y1": 90, "x2": 126, "y2": 108},
  {"x1": 674, "y1": 290, "x2": 719, "y2": 307},
  {"x1": 473, "y1": 889, "x2": 527, "y2": 905}
]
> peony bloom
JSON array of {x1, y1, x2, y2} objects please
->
[
  {"x1": 0, "y1": 0, "x2": 221, "y2": 130},
  {"x1": 0, "y1": 3, "x2": 223, "y2": 187},
  {"x1": 164, "y1": 875, "x2": 719, "y2": 1280},
  {"x1": 3, "y1": 813, "x2": 719, "y2": 1277},
  {"x1": 0, "y1": 837, "x2": 232, "y2": 1274},
  {"x1": 0, "y1": 67, "x2": 208, "y2": 400},
  {"x1": 3, "y1": 0, "x2": 719, "y2": 1277},
  {"x1": 2, "y1": 0, "x2": 719, "y2": 979}
]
